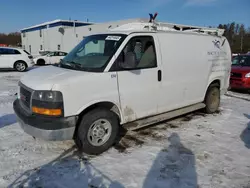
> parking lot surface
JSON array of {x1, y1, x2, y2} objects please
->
[{"x1": 0, "y1": 70, "x2": 250, "y2": 188}]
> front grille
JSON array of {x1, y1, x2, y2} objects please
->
[
  {"x1": 20, "y1": 86, "x2": 32, "y2": 109},
  {"x1": 231, "y1": 72, "x2": 242, "y2": 78}
]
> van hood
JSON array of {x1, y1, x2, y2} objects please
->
[
  {"x1": 20, "y1": 66, "x2": 91, "y2": 90},
  {"x1": 231, "y1": 65, "x2": 250, "y2": 74}
]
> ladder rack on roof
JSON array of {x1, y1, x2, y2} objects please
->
[
  {"x1": 112, "y1": 13, "x2": 224, "y2": 37},
  {"x1": 112, "y1": 22, "x2": 224, "y2": 37},
  {"x1": 153, "y1": 22, "x2": 224, "y2": 37}
]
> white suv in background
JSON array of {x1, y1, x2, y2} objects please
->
[
  {"x1": 34, "y1": 51, "x2": 68, "y2": 65},
  {"x1": 0, "y1": 47, "x2": 34, "y2": 72}
]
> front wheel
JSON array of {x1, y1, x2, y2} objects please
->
[
  {"x1": 204, "y1": 85, "x2": 220, "y2": 114},
  {"x1": 75, "y1": 108, "x2": 119, "y2": 155},
  {"x1": 14, "y1": 61, "x2": 27, "y2": 72}
]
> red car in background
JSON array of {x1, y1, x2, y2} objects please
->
[{"x1": 230, "y1": 54, "x2": 250, "y2": 91}]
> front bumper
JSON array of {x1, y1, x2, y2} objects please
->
[{"x1": 13, "y1": 99, "x2": 78, "y2": 141}]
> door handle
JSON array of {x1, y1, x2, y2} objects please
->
[{"x1": 158, "y1": 70, "x2": 162, "y2": 82}]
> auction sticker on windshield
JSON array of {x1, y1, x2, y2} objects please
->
[{"x1": 105, "y1": 36, "x2": 121, "y2": 41}]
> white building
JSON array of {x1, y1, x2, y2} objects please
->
[{"x1": 21, "y1": 19, "x2": 143, "y2": 56}]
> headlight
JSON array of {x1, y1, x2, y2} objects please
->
[
  {"x1": 245, "y1": 73, "x2": 250, "y2": 78},
  {"x1": 33, "y1": 90, "x2": 63, "y2": 102},
  {"x1": 32, "y1": 91, "x2": 63, "y2": 116}
]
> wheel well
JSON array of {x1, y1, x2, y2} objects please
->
[
  {"x1": 209, "y1": 79, "x2": 220, "y2": 88},
  {"x1": 204, "y1": 79, "x2": 221, "y2": 101},
  {"x1": 37, "y1": 59, "x2": 45, "y2": 65},
  {"x1": 73, "y1": 102, "x2": 121, "y2": 139},
  {"x1": 14, "y1": 60, "x2": 27, "y2": 68},
  {"x1": 37, "y1": 59, "x2": 45, "y2": 62},
  {"x1": 79, "y1": 102, "x2": 121, "y2": 120}
]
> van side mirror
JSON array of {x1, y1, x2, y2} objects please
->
[{"x1": 119, "y1": 52, "x2": 137, "y2": 70}]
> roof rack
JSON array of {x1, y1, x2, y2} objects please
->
[
  {"x1": 156, "y1": 22, "x2": 224, "y2": 36},
  {"x1": 111, "y1": 13, "x2": 224, "y2": 37}
]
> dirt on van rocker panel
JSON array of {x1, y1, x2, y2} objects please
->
[
  {"x1": 114, "y1": 110, "x2": 222, "y2": 153},
  {"x1": 123, "y1": 106, "x2": 136, "y2": 122}
]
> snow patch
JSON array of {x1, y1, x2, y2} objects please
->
[{"x1": 0, "y1": 72, "x2": 250, "y2": 188}]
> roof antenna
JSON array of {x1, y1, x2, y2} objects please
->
[
  {"x1": 149, "y1": 12, "x2": 158, "y2": 23},
  {"x1": 147, "y1": 12, "x2": 158, "y2": 31}
]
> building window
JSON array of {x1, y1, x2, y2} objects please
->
[
  {"x1": 40, "y1": 30, "x2": 42, "y2": 37},
  {"x1": 40, "y1": 45, "x2": 43, "y2": 50},
  {"x1": 58, "y1": 45, "x2": 61, "y2": 50},
  {"x1": 29, "y1": 45, "x2": 31, "y2": 53},
  {"x1": 23, "y1": 32, "x2": 26, "y2": 38}
]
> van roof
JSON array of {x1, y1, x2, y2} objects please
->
[{"x1": 97, "y1": 21, "x2": 224, "y2": 37}]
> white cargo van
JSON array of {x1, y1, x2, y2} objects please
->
[{"x1": 13, "y1": 21, "x2": 231, "y2": 155}]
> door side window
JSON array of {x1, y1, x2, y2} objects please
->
[
  {"x1": 59, "y1": 52, "x2": 67, "y2": 56},
  {"x1": 13, "y1": 50, "x2": 21, "y2": 55},
  {"x1": 111, "y1": 36, "x2": 157, "y2": 71},
  {"x1": 54, "y1": 52, "x2": 59, "y2": 56},
  {"x1": 0, "y1": 48, "x2": 9, "y2": 55},
  {"x1": 0, "y1": 48, "x2": 21, "y2": 55},
  {"x1": 241, "y1": 56, "x2": 250, "y2": 66},
  {"x1": 48, "y1": 52, "x2": 56, "y2": 56}
]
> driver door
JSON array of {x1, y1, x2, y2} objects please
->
[{"x1": 111, "y1": 34, "x2": 161, "y2": 123}]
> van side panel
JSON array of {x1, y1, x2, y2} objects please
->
[
  {"x1": 156, "y1": 32, "x2": 231, "y2": 113},
  {"x1": 206, "y1": 37, "x2": 231, "y2": 95},
  {"x1": 52, "y1": 72, "x2": 121, "y2": 120}
]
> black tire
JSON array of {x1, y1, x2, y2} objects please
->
[
  {"x1": 37, "y1": 59, "x2": 45, "y2": 66},
  {"x1": 204, "y1": 84, "x2": 220, "y2": 114},
  {"x1": 14, "y1": 61, "x2": 27, "y2": 72},
  {"x1": 75, "y1": 108, "x2": 119, "y2": 155}
]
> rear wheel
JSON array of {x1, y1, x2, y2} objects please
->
[
  {"x1": 204, "y1": 85, "x2": 220, "y2": 114},
  {"x1": 14, "y1": 61, "x2": 27, "y2": 72},
  {"x1": 75, "y1": 108, "x2": 119, "y2": 155},
  {"x1": 37, "y1": 59, "x2": 45, "y2": 66}
]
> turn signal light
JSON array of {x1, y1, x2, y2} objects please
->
[{"x1": 32, "y1": 106, "x2": 62, "y2": 116}]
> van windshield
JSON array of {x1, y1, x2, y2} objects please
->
[
  {"x1": 232, "y1": 55, "x2": 250, "y2": 66},
  {"x1": 61, "y1": 34, "x2": 126, "y2": 72}
]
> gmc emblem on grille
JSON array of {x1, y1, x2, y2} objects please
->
[{"x1": 20, "y1": 94, "x2": 26, "y2": 101}]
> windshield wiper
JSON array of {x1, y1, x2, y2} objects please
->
[
  {"x1": 60, "y1": 60, "x2": 90, "y2": 71},
  {"x1": 59, "y1": 60, "x2": 77, "y2": 70}
]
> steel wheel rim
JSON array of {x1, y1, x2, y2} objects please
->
[
  {"x1": 16, "y1": 63, "x2": 25, "y2": 71},
  {"x1": 87, "y1": 119, "x2": 112, "y2": 146}
]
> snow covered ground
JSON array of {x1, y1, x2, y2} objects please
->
[{"x1": 0, "y1": 70, "x2": 250, "y2": 188}]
